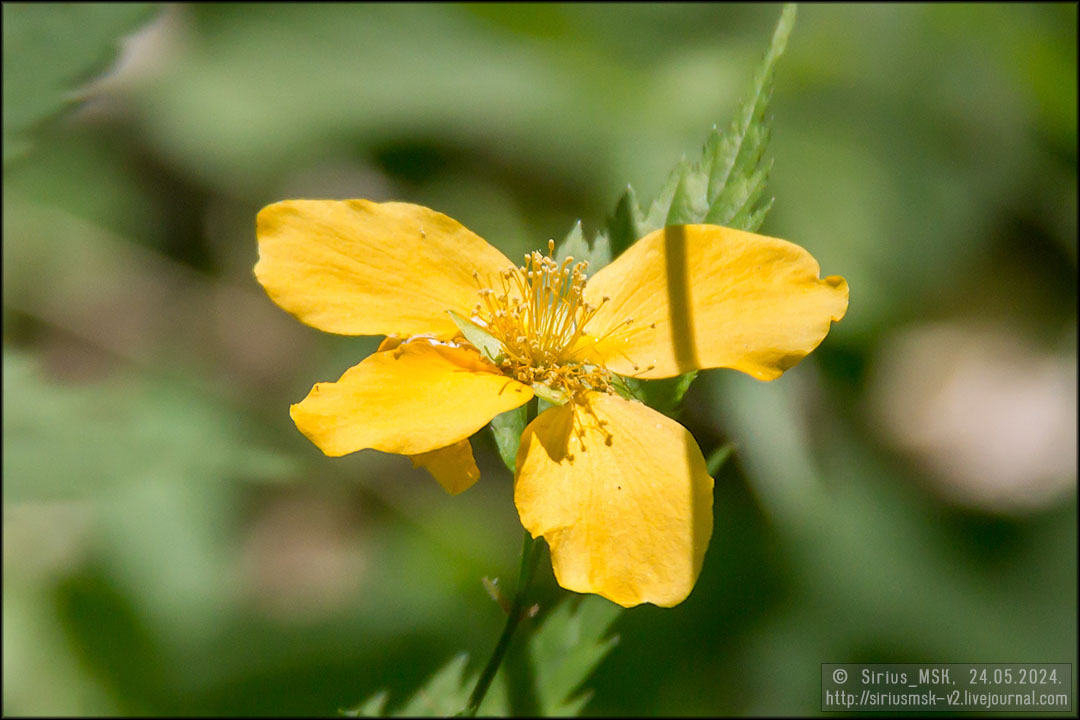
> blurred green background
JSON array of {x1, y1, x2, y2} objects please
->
[{"x1": 3, "y1": 3, "x2": 1076, "y2": 715}]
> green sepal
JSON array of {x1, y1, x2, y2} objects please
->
[
  {"x1": 555, "y1": 220, "x2": 588, "y2": 265},
  {"x1": 490, "y1": 406, "x2": 527, "y2": 473},
  {"x1": 557, "y1": 219, "x2": 611, "y2": 274},
  {"x1": 603, "y1": 185, "x2": 645, "y2": 261},
  {"x1": 447, "y1": 310, "x2": 505, "y2": 364},
  {"x1": 530, "y1": 383, "x2": 567, "y2": 406},
  {"x1": 608, "y1": 373, "x2": 642, "y2": 403}
]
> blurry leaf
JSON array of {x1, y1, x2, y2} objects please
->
[
  {"x1": 527, "y1": 596, "x2": 621, "y2": 716},
  {"x1": 341, "y1": 689, "x2": 388, "y2": 717},
  {"x1": 2, "y1": 582, "x2": 122, "y2": 715},
  {"x1": 2, "y1": 127, "x2": 165, "y2": 246},
  {"x1": 2, "y1": 3, "x2": 158, "y2": 164},
  {"x1": 1, "y1": 350, "x2": 294, "y2": 503},
  {"x1": 396, "y1": 653, "x2": 474, "y2": 717},
  {"x1": 347, "y1": 652, "x2": 508, "y2": 717},
  {"x1": 343, "y1": 577, "x2": 619, "y2": 717},
  {"x1": 344, "y1": 654, "x2": 469, "y2": 717},
  {"x1": 1, "y1": 350, "x2": 290, "y2": 653},
  {"x1": 131, "y1": 4, "x2": 613, "y2": 195},
  {"x1": 490, "y1": 406, "x2": 527, "y2": 472}
]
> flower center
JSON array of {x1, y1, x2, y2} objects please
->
[{"x1": 471, "y1": 240, "x2": 613, "y2": 400}]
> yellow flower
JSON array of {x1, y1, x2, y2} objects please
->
[{"x1": 255, "y1": 199, "x2": 848, "y2": 607}]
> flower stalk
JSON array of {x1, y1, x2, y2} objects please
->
[
  {"x1": 464, "y1": 529, "x2": 542, "y2": 716},
  {"x1": 463, "y1": 400, "x2": 542, "y2": 716}
]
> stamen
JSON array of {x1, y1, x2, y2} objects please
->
[{"x1": 470, "y1": 243, "x2": 620, "y2": 401}]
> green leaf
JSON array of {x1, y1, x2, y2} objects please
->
[
  {"x1": 490, "y1": 406, "x2": 527, "y2": 472},
  {"x1": 527, "y1": 596, "x2": 622, "y2": 716},
  {"x1": 704, "y1": 4, "x2": 795, "y2": 229},
  {"x1": 345, "y1": 653, "x2": 507, "y2": 717},
  {"x1": 561, "y1": 4, "x2": 796, "y2": 419},
  {"x1": 448, "y1": 310, "x2": 505, "y2": 364},
  {"x1": 554, "y1": 0, "x2": 801, "y2": 272},
  {"x1": 665, "y1": 157, "x2": 709, "y2": 226},
  {"x1": 396, "y1": 653, "x2": 475, "y2": 717},
  {"x1": 340, "y1": 690, "x2": 388, "y2": 717},
  {"x1": 349, "y1": 598, "x2": 619, "y2": 717},
  {"x1": 2, "y1": 3, "x2": 159, "y2": 164},
  {"x1": 641, "y1": 160, "x2": 685, "y2": 235},
  {"x1": 642, "y1": 2, "x2": 794, "y2": 235}
]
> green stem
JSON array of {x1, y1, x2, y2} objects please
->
[
  {"x1": 464, "y1": 530, "x2": 541, "y2": 716},
  {"x1": 464, "y1": 398, "x2": 541, "y2": 717}
]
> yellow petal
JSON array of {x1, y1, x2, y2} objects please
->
[
  {"x1": 290, "y1": 341, "x2": 532, "y2": 457},
  {"x1": 411, "y1": 439, "x2": 479, "y2": 495},
  {"x1": 580, "y1": 225, "x2": 848, "y2": 380},
  {"x1": 514, "y1": 392, "x2": 714, "y2": 608},
  {"x1": 377, "y1": 335, "x2": 404, "y2": 352},
  {"x1": 255, "y1": 200, "x2": 515, "y2": 337}
]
